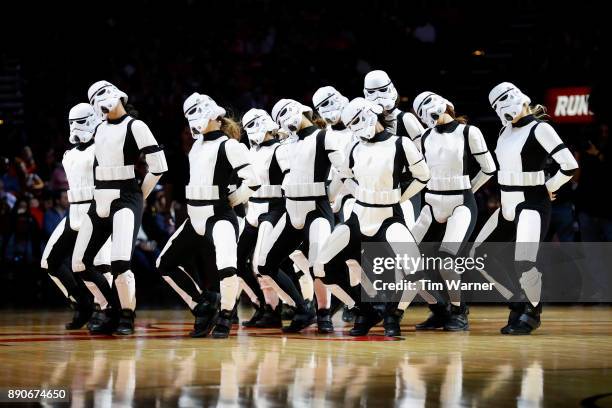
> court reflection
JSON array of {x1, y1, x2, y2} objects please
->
[{"x1": 41, "y1": 338, "x2": 546, "y2": 407}]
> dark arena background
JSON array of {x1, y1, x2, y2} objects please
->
[{"x1": 1, "y1": 1, "x2": 611, "y2": 407}]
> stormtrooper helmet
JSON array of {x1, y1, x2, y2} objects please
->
[
  {"x1": 413, "y1": 92, "x2": 455, "y2": 128},
  {"x1": 363, "y1": 70, "x2": 398, "y2": 111},
  {"x1": 489, "y1": 82, "x2": 531, "y2": 126},
  {"x1": 183, "y1": 92, "x2": 226, "y2": 138},
  {"x1": 242, "y1": 108, "x2": 279, "y2": 146},
  {"x1": 87, "y1": 80, "x2": 128, "y2": 119},
  {"x1": 68, "y1": 103, "x2": 101, "y2": 144},
  {"x1": 271, "y1": 99, "x2": 312, "y2": 133},
  {"x1": 312, "y1": 86, "x2": 349, "y2": 125},
  {"x1": 341, "y1": 97, "x2": 383, "y2": 141}
]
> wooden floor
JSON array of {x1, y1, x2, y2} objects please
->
[{"x1": 0, "y1": 306, "x2": 611, "y2": 407}]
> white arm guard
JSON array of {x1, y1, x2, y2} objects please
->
[
  {"x1": 467, "y1": 126, "x2": 496, "y2": 192},
  {"x1": 535, "y1": 123, "x2": 578, "y2": 192},
  {"x1": 226, "y1": 139, "x2": 261, "y2": 205},
  {"x1": 132, "y1": 120, "x2": 168, "y2": 175},
  {"x1": 403, "y1": 112, "x2": 425, "y2": 151}
]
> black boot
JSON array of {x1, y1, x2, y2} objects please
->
[
  {"x1": 317, "y1": 308, "x2": 334, "y2": 334},
  {"x1": 444, "y1": 305, "x2": 469, "y2": 331},
  {"x1": 503, "y1": 303, "x2": 542, "y2": 335},
  {"x1": 211, "y1": 309, "x2": 233, "y2": 339},
  {"x1": 255, "y1": 304, "x2": 282, "y2": 328},
  {"x1": 415, "y1": 303, "x2": 449, "y2": 330},
  {"x1": 191, "y1": 292, "x2": 220, "y2": 338},
  {"x1": 500, "y1": 302, "x2": 524, "y2": 334},
  {"x1": 231, "y1": 302, "x2": 239, "y2": 325},
  {"x1": 87, "y1": 304, "x2": 103, "y2": 332},
  {"x1": 242, "y1": 305, "x2": 264, "y2": 327},
  {"x1": 281, "y1": 304, "x2": 296, "y2": 320},
  {"x1": 282, "y1": 301, "x2": 316, "y2": 333},
  {"x1": 349, "y1": 306, "x2": 383, "y2": 336},
  {"x1": 383, "y1": 308, "x2": 404, "y2": 337},
  {"x1": 65, "y1": 301, "x2": 94, "y2": 330},
  {"x1": 342, "y1": 306, "x2": 356, "y2": 323},
  {"x1": 115, "y1": 309, "x2": 135, "y2": 335},
  {"x1": 88, "y1": 308, "x2": 117, "y2": 335}
]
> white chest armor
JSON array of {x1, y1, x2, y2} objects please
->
[
  {"x1": 94, "y1": 118, "x2": 130, "y2": 167},
  {"x1": 283, "y1": 129, "x2": 327, "y2": 198},
  {"x1": 495, "y1": 121, "x2": 545, "y2": 186},
  {"x1": 250, "y1": 143, "x2": 282, "y2": 199},
  {"x1": 186, "y1": 136, "x2": 227, "y2": 200},
  {"x1": 423, "y1": 124, "x2": 470, "y2": 191},
  {"x1": 351, "y1": 137, "x2": 402, "y2": 205},
  {"x1": 63, "y1": 144, "x2": 95, "y2": 203}
]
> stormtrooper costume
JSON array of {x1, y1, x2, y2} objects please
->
[
  {"x1": 72, "y1": 81, "x2": 168, "y2": 335},
  {"x1": 237, "y1": 108, "x2": 295, "y2": 328},
  {"x1": 156, "y1": 93, "x2": 260, "y2": 338},
  {"x1": 409, "y1": 92, "x2": 496, "y2": 331},
  {"x1": 255, "y1": 99, "x2": 345, "y2": 333},
  {"x1": 364, "y1": 70, "x2": 425, "y2": 228},
  {"x1": 472, "y1": 82, "x2": 578, "y2": 335},
  {"x1": 312, "y1": 86, "x2": 356, "y2": 223},
  {"x1": 314, "y1": 98, "x2": 431, "y2": 337},
  {"x1": 41, "y1": 103, "x2": 113, "y2": 330}
]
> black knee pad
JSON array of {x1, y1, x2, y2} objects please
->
[
  {"x1": 515, "y1": 260, "x2": 536, "y2": 275},
  {"x1": 111, "y1": 260, "x2": 131, "y2": 276},
  {"x1": 94, "y1": 264, "x2": 111, "y2": 274},
  {"x1": 218, "y1": 267, "x2": 237, "y2": 281}
]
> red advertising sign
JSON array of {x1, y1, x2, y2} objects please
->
[{"x1": 546, "y1": 87, "x2": 593, "y2": 123}]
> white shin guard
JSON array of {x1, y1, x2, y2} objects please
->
[
  {"x1": 220, "y1": 275, "x2": 239, "y2": 312},
  {"x1": 115, "y1": 270, "x2": 136, "y2": 311},
  {"x1": 85, "y1": 280, "x2": 109, "y2": 310},
  {"x1": 298, "y1": 272, "x2": 314, "y2": 301}
]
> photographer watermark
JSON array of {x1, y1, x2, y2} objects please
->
[{"x1": 359, "y1": 242, "x2": 612, "y2": 303}]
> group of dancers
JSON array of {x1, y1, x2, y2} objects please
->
[{"x1": 40, "y1": 70, "x2": 578, "y2": 338}]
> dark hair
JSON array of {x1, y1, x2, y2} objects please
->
[
  {"x1": 304, "y1": 111, "x2": 327, "y2": 129},
  {"x1": 446, "y1": 106, "x2": 468, "y2": 124},
  {"x1": 122, "y1": 101, "x2": 139, "y2": 118},
  {"x1": 377, "y1": 113, "x2": 393, "y2": 129}
]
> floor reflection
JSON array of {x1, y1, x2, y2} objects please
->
[{"x1": 35, "y1": 339, "x2": 550, "y2": 407}]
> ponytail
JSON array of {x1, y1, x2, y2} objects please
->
[
  {"x1": 446, "y1": 106, "x2": 468, "y2": 124},
  {"x1": 528, "y1": 104, "x2": 549, "y2": 121},
  {"x1": 304, "y1": 111, "x2": 327, "y2": 129},
  {"x1": 220, "y1": 116, "x2": 241, "y2": 140}
]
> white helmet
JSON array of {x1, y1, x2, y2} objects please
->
[
  {"x1": 413, "y1": 92, "x2": 454, "y2": 128},
  {"x1": 68, "y1": 103, "x2": 100, "y2": 144},
  {"x1": 363, "y1": 70, "x2": 398, "y2": 111},
  {"x1": 312, "y1": 86, "x2": 349, "y2": 126},
  {"x1": 87, "y1": 80, "x2": 128, "y2": 119},
  {"x1": 183, "y1": 92, "x2": 226, "y2": 138},
  {"x1": 242, "y1": 108, "x2": 278, "y2": 146},
  {"x1": 341, "y1": 97, "x2": 383, "y2": 141},
  {"x1": 271, "y1": 99, "x2": 312, "y2": 133},
  {"x1": 489, "y1": 82, "x2": 531, "y2": 126}
]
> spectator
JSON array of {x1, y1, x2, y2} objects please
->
[{"x1": 43, "y1": 190, "x2": 68, "y2": 238}]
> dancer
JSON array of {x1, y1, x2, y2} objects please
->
[
  {"x1": 472, "y1": 82, "x2": 578, "y2": 334},
  {"x1": 156, "y1": 93, "x2": 260, "y2": 338},
  {"x1": 409, "y1": 92, "x2": 496, "y2": 331},
  {"x1": 41, "y1": 103, "x2": 113, "y2": 331},
  {"x1": 256, "y1": 99, "x2": 345, "y2": 333},
  {"x1": 72, "y1": 81, "x2": 168, "y2": 335},
  {"x1": 314, "y1": 97, "x2": 430, "y2": 337}
]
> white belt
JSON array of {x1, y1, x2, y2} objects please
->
[
  {"x1": 354, "y1": 187, "x2": 401, "y2": 205},
  {"x1": 95, "y1": 165, "x2": 135, "y2": 181},
  {"x1": 498, "y1": 170, "x2": 545, "y2": 186},
  {"x1": 283, "y1": 182, "x2": 326, "y2": 198},
  {"x1": 427, "y1": 175, "x2": 471, "y2": 191},
  {"x1": 252, "y1": 184, "x2": 283, "y2": 199},
  {"x1": 186, "y1": 185, "x2": 220, "y2": 200},
  {"x1": 67, "y1": 186, "x2": 94, "y2": 203}
]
